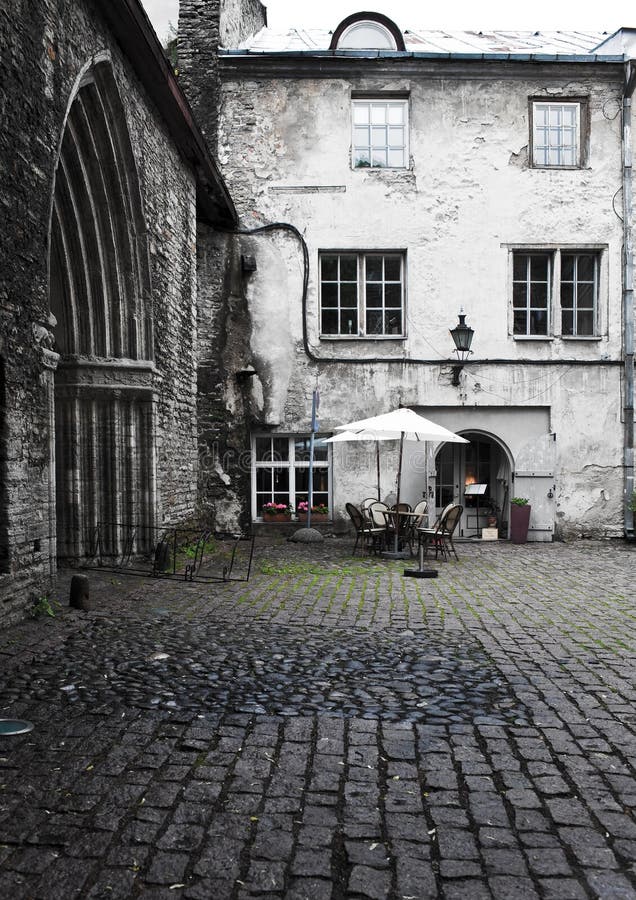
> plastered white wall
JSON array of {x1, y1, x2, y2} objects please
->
[{"x1": 219, "y1": 62, "x2": 628, "y2": 539}]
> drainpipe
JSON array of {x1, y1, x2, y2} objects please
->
[{"x1": 623, "y1": 61, "x2": 636, "y2": 539}]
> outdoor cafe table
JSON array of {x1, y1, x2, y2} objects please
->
[{"x1": 380, "y1": 509, "x2": 423, "y2": 558}]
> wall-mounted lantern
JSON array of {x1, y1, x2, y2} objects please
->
[{"x1": 449, "y1": 312, "x2": 474, "y2": 386}]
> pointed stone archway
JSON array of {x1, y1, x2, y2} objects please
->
[{"x1": 49, "y1": 60, "x2": 156, "y2": 561}]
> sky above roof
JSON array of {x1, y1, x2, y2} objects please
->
[{"x1": 140, "y1": 0, "x2": 630, "y2": 45}]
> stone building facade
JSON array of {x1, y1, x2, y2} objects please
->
[
  {"x1": 0, "y1": 0, "x2": 238, "y2": 619},
  {"x1": 180, "y1": 9, "x2": 636, "y2": 541}
]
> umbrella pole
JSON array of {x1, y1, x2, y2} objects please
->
[
  {"x1": 376, "y1": 444, "x2": 381, "y2": 500},
  {"x1": 394, "y1": 432, "x2": 404, "y2": 552}
]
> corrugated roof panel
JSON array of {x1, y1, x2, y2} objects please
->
[{"x1": 231, "y1": 27, "x2": 616, "y2": 57}]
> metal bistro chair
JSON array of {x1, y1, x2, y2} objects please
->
[
  {"x1": 417, "y1": 504, "x2": 463, "y2": 562},
  {"x1": 368, "y1": 500, "x2": 392, "y2": 547},
  {"x1": 403, "y1": 499, "x2": 428, "y2": 552},
  {"x1": 345, "y1": 503, "x2": 386, "y2": 556},
  {"x1": 360, "y1": 497, "x2": 378, "y2": 519},
  {"x1": 389, "y1": 502, "x2": 414, "y2": 554}
]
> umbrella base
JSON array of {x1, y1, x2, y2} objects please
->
[
  {"x1": 403, "y1": 568, "x2": 439, "y2": 579},
  {"x1": 381, "y1": 549, "x2": 411, "y2": 560}
]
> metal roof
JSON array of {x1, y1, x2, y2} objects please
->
[{"x1": 222, "y1": 27, "x2": 624, "y2": 61}]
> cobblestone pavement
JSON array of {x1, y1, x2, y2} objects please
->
[{"x1": 0, "y1": 536, "x2": 634, "y2": 899}]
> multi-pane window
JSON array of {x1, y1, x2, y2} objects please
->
[
  {"x1": 560, "y1": 253, "x2": 597, "y2": 336},
  {"x1": 320, "y1": 252, "x2": 404, "y2": 338},
  {"x1": 513, "y1": 253, "x2": 551, "y2": 336},
  {"x1": 352, "y1": 100, "x2": 408, "y2": 169},
  {"x1": 512, "y1": 249, "x2": 600, "y2": 338},
  {"x1": 253, "y1": 435, "x2": 330, "y2": 518},
  {"x1": 532, "y1": 101, "x2": 581, "y2": 167}
]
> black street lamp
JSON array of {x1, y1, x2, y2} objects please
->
[{"x1": 449, "y1": 312, "x2": 474, "y2": 386}]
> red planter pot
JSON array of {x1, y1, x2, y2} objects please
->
[
  {"x1": 510, "y1": 504, "x2": 531, "y2": 544},
  {"x1": 262, "y1": 513, "x2": 292, "y2": 523},
  {"x1": 297, "y1": 513, "x2": 328, "y2": 524}
]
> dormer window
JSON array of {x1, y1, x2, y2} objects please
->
[
  {"x1": 330, "y1": 13, "x2": 406, "y2": 52},
  {"x1": 338, "y1": 22, "x2": 397, "y2": 50}
]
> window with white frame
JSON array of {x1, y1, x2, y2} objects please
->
[
  {"x1": 352, "y1": 99, "x2": 408, "y2": 169},
  {"x1": 320, "y1": 252, "x2": 405, "y2": 338},
  {"x1": 253, "y1": 435, "x2": 330, "y2": 518},
  {"x1": 513, "y1": 253, "x2": 551, "y2": 336},
  {"x1": 560, "y1": 252, "x2": 598, "y2": 336},
  {"x1": 531, "y1": 101, "x2": 582, "y2": 168},
  {"x1": 512, "y1": 249, "x2": 600, "y2": 338}
]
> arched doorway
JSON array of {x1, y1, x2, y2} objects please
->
[
  {"x1": 49, "y1": 60, "x2": 155, "y2": 561},
  {"x1": 435, "y1": 431, "x2": 513, "y2": 538}
]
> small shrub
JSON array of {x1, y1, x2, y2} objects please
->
[{"x1": 31, "y1": 596, "x2": 60, "y2": 618}]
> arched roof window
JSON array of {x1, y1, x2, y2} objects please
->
[{"x1": 330, "y1": 13, "x2": 405, "y2": 52}]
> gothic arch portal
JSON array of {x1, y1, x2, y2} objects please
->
[{"x1": 50, "y1": 60, "x2": 156, "y2": 560}]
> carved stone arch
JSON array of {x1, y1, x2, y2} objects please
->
[
  {"x1": 50, "y1": 59, "x2": 152, "y2": 360},
  {"x1": 50, "y1": 58, "x2": 156, "y2": 561}
]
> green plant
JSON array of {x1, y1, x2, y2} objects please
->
[
  {"x1": 31, "y1": 596, "x2": 60, "y2": 618},
  {"x1": 629, "y1": 491, "x2": 636, "y2": 513},
  {"x1": 511, "y1": 497, "x2": 529, "y2": 506}
]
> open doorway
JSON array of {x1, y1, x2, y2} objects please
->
[{"x1": 434, "y1": 432, "x2": 512, "y2": 538}]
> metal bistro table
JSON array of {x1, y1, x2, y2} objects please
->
[
  {"x1": 380, "y1": 509, "x2": 423, "y2": 560},
  {"x1": 381, "y1": 509, "x2": 440, "y2": 580}
]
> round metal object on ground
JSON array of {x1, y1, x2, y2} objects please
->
[{"x1": 0, "y1": 719, "x2": 34, "y2": 736}]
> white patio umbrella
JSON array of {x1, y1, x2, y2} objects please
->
[
  {"x1": 325, "y1": 430, "x2": 399, "y2": 500},
  {"x1": 336, "y1": 408, "x2": 469, "y2": 555}
]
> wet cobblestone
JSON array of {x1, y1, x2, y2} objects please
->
[
  {"x1": 0, "y1": 537, "x2": 633, "y2": 899},
  {"x1": 0, "y1": 619, "x2": 528, "y2": 725}
]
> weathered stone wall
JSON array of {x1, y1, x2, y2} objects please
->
[
  {"x1": 0, "y1": 0, "x2": 206, "y2": 618},
  {"x1": 178, "y1": 0, "x2": 266, "y2": 149},
  {"x1": 212, "y1": 57, "x2": 627, "y2": 539},
  {"x1": 196, "y1": 229, "x2": 253, "y2": 532}
]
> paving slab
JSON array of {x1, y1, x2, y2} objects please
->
[{"x1": 0, "y1": 536, "x2": 634, "y2": 898}]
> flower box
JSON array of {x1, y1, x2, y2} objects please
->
[
  {"x1": 262, "y1": 512, "x2": 292, "y2": 523},
  {"x1": 296, "y1": 513, "x2": 329, "y2": 524}
]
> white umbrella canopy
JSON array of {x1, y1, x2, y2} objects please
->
[
  {"x1": 325, "y1": 430, "x2": 398, "y2": 499},
  {"x1": 335, "y1": 408, "x2": 468, "y2": 554},
  {"x1": 335, "y1": 408, "x2": 469, "y2": 445}
]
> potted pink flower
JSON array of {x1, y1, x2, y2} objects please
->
[{"x1": 296, "y1": 501, "x2": 329, "y2": 523}]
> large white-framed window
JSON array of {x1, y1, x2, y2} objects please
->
[
  {"x1": 531, "y1": 100, "x2": 583, "y2": 168},
  {"x1": 252, "y1": 434, "x2": 331, "y2": 519},
  {"x1": 319, "y1": 251, "x2": 405, "y2": 338},
  {"x1": 511, "y1": 248, "x2": 602, "y2": 339},
  {"x1": 560, "y1": 252, "x2": 599, "y2": 337},
  {"x1": 352, "y1": 99, "x2": 408, "y2": 169},
  {"x1": 513, "y1": 252, "x2": 552, "y2": 336}
]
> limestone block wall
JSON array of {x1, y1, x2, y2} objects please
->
[
  {"x1": 0, "y1": 0, "x2": 206, "y2": 618},
  {"x1": 196, "y1": 227, "x2": 253, "y2": 532},
  {"x1": 178, "y1": 0, "x2": 266, "y2": 149}
]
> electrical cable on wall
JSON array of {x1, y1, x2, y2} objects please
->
[{"x1": 225, "y1": 221, "x2": 623, "y2": 370}]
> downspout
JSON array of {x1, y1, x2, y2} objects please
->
[{"x1": 623, "y1": 60, "x2": 636, "y2": 540}]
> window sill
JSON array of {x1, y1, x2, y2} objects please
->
[
  {"x1": 530, "y1": 164, "x2": 585, "y2": 171},
  {"x1": 352, "y1": 166, "x2": 411, "y2": 173},
  {"x1": 320, "y1": 335, "x2": 406, "y2": 341},
  {"x1": 560, "y1": 335, "x2": 601, "y2": 341},
  {"x1": 512, "y1": 335, "x2": 554, "y2": 341}
]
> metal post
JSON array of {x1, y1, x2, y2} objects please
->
[{"x1": 307, "y1": 389, "x2": 319, "y2": 529}]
